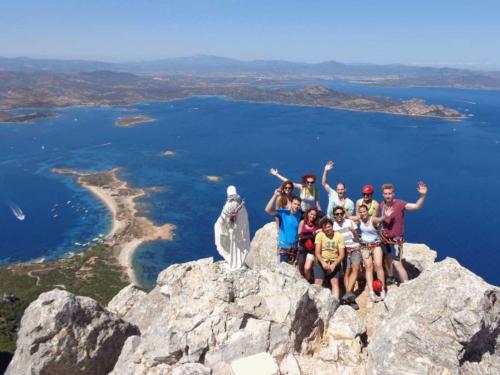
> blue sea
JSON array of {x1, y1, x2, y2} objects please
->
[{"x1": 1, "y1": 84, "x2": 499, "y2": 288}]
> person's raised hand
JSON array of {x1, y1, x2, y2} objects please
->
[
  {"x1": 324, "y1": 161, "x2": 334, "y2": 171},
  {"x1": 270, "y1": 168, "x2": 278, "y2": 176},
  {"x1": 274, "y1": 188, "x2": 283, "y2": 197},
  {"x1": 384, "y1": 206, "x2": 394, "y2": 218},
  {"x1": 417, "y1": 181, "x2": 428, "y2": 195}
]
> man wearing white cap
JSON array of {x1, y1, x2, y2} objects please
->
[{"x1": 214, "y1": 186, "x2": 251, "y2": 270}]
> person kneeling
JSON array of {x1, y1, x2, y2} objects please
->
[{"x1": 314, "y1": 217, "x2": 345, "y2": 299}]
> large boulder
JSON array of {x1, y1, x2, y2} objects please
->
[
  {"x1": 6, "y1": 290, "x2": 138, "y2": 375},
  {"x1": 367, "y1": 257, "x2": 500, "y2": 375},
  {"x1": 110, "y1": 257, "x2": 339, "y2": 374},
  {"x1": 403, "y1": 243, "x2": 438, "y2": 278},
  {"x1": 244, "y1": 222, "x2": 279, "y2": 271}
]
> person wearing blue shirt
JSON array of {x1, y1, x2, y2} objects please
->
[{"x1": 265, "y1": 188, "x2": 302, "y2": 263}]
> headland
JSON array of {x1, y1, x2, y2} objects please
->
[
  {"x1": 51, "y1": 168, "x2": 175, "y2": 284},
  {"x1": 115, "y1": 115, "x2": 157, "y2": 127}
]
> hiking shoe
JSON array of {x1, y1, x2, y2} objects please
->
[
  {"x1": 386, "y1": 276, "x2": 398, "y2": 285},
  {"x1": 380, "y1": 290, "x2": 386, "y2": 300},
  {"x1": 342, "y1": 292, "x2": 356, "y2": 303},
  {"x1": 369, "y1": 291, "x2": 378, "y2": 302}
]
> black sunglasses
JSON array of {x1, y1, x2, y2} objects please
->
[{"x1": 334, "y1": 212, "x2": 344, "y2": 216}]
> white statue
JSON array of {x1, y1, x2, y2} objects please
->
[{"x1": 214, "y1": 186, "x2": 250, "y2": 270}]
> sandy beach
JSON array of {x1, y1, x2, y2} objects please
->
[{"x1": 51, "y1": 168, "x2": 175, "y2": 284}]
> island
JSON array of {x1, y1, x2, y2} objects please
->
[
  {"x1": 51, "y1": 168, "x2": 175, "y2": 284},
  {"x1": 0, "y1": 71, "x2": 464, "y2": 120},
  {"x1": 0, "y1": 111, "x2": 57, "y2": 124},
  {"x1": 115, "y1": 115, "x2": 157, "y2": 127}
]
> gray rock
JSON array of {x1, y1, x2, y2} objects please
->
[
  {"x1": 244, "y1": 222, "x2": 279, "y2": 271},
  {"x1": 107, "y1": 284, "x2": 147, "y2": 318},
  {"x1": 327, "y1": 305, "x2": 366, "y2": 339},
  {"x1": 403, "y1": 243, "x2": 438, "y2": 278},
  {"x1": 367, "y1": 258, "x2": 500, "y2": 375},
  {"x1": 6, "y1": 290, "x2": 138, "y2": 375},
  {"x1": 172, "y1": 363, "x2": 212, "y2": 375},
  {"x1": 110, "y1": 256, "x2": 339, "y2": 373}
]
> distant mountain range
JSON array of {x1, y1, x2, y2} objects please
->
[{"x1": 1, "y1": 55, "x2": 499, "y2": 89}]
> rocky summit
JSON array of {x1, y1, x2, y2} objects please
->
[{"x1": 5, "y1": 223, "x2": 500, "y2": 375}]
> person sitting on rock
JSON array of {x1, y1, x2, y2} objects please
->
[
  {"x1": 332, "y1": 206, "x2": 361, "y2": 308},
  {"x1": 322, "y1": 160, "x2": 355, "y2": 218},
  {"x1": 270, "y1": 168, "x2": 321, "y2": 212},
  {"x1": 379, "y1": 182, "x2": 428, "y2": 285},
  {"x1": 314, "y1": 217, "x2": 345, "y2": 299},
  {"x1": 297, "y1": 207, "x2": 320, "y2": 281},
  {"x1": 265, "y1": 188, "x2": 302, "y2": 264}
]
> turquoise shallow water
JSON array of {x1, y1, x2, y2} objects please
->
[{"x1": 0, "y1": 85, "x2": 499, "y2": 288}]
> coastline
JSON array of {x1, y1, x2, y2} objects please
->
[
  {"x1": 0, "y1": 93, "x2": 464, "y2": 122},
  {"x1": 51, "y1": 168, "x2": 175, "y2": 285}
]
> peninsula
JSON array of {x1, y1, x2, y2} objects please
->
[
  {"x1": 0, "y1": 71, "x2": 464, "y2": 120},
  {"x1": 115, "y1": 115, "x2": 156, "y2": 127},
  {"x1": 50, "y1": 168, "x2": 175, "y2": 284},
  {"x1": 0, "y1": 111, "x2": 57, "y2": 124}
]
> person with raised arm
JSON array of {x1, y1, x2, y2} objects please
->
[
  {"x1": 314, "y1": 217, "x2": 345, "y2": 299},
  {"x1": 270, "y1": 168, "x2": 320, "y2": 212},
  {"x1": 265, "y1": 187, "x2": 302, "y2": 264},
  {"x1": 322, "y1": 161, "x2": 355, "y2": 218},
  {"x1": 379, "y1": 182, "x2": 428, "y2": 285}
]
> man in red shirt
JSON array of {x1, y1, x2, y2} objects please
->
[{"x1": 380, "y1": 182, "x2": 428, "y2": 284}]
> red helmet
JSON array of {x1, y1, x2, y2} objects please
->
[
  {"x1": 362, "y1": 184, "x2": 374, "y2": 194},
  {"x1": 305, "y1": 238, "x2": 315, "y2": 251},
  {"x1": 372, "y1": 279, "x2": 383, "y2": 293}
]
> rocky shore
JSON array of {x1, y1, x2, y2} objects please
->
[{"x1": 5, "y1": 223, "x2": 499, "y2": 374}]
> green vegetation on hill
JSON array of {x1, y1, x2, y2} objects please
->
[{"x1": 0, "y1": 244, "x2": 128, "y2": 353}]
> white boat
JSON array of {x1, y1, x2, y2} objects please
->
[{"x1": 9, "y1": 203, "x2": 25, "y2": 221}]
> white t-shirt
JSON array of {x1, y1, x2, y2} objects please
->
[
  {"x1": 327, "y1": 190, "x2": 354, "y2": 218},
  {"x1": 333, "y1": 218, "x2": 359, "y2": 249}
]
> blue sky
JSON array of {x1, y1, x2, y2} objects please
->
[{"x1": 1, "y1": 0, "x2": 499, "y2": 69}]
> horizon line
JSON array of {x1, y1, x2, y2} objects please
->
[{"x1": 1, "y1": 54, "x2": 499, "y2": 72}]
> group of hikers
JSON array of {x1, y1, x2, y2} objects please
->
[{"x1": 264, "y1": 161, "x2": 427, "y2": 308}]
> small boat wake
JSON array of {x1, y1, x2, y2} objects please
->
[{"x1": 8, "y1": 201, "x2": 26, "y2": 221}]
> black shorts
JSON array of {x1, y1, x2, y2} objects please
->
[
  {"x1": 381, "y1": 241, "x2": 403, "y2": 261},
  {"x1": 313, "y1": 260, "x2": 341, "y2": 281}
]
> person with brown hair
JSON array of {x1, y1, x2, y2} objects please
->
[
  {"x1": 379, "y1": 182, "x2": 428, "y2": 285},
  {"x1": 297, "y1": 207, "x2": 319, "y2": 281},
  {"x1": 270, "y1": 168, "x2": 321, "y2": 212},
  {"x1": 314, "y1": 217, "x2": 345, "y2": 299}
]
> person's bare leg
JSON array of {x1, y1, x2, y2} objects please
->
[
  {"x1": 384, "y1": 254, "x2": 393, "y2": 278},
  {"x1": 373, "y1": 247, "x2": 385, "y2": 290},
  {"x1": 364, "y1": 256, "x2": 374, "y2": 292},
  {"x1": 304, "y1": 257, "x2": 314, "y2": 281},
  {"x1": 393, "y1": 260, "x2": 409, "y2": 283},
  {"x1": 344, "y1": 266, "x2": 351, "y2": 292},
  {"x1": 347, "y1": 262, "x2": 360, "y2": 293},
  {"x1": 331, "y1": 278, "x2": 340, "y2": 299},
  {"x1": 314, "y1": 278, "x2": 323, "y2": 287}
]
